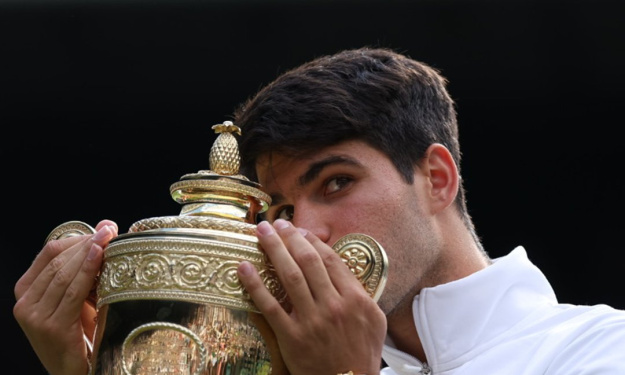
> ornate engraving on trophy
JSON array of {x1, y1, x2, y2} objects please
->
[
  {"x1": 333, "y1": 233, "x2": 388, "y2": 302},
  {"x1": 98, "y1": 236, "x2": 287, "y2": 311}
]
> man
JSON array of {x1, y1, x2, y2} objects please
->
[{"x1": 14, "y1": 47, "x2": 625, "y2": 375}]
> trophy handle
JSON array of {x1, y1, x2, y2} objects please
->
[
  {"x1": 331, "y1": 233, "x2": 388, "y2": 302},
  {"x1": 44, "y1": 221, "x2": 96, "y2": 244}
]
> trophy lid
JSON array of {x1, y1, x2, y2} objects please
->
[
  {"x1": 168, "y1": 121, "x2": 271, "y2": 223},
  {"x1": 126, "y1": 121, "x2": 270, "y2": 234}
]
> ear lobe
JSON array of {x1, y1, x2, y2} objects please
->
[{"x1": 421, "y1": 143, "x2": 459, "y2": 212}]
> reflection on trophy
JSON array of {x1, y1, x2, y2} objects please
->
[{"x1": 46, "y1": 121, "x2": 388, "y2": 375}]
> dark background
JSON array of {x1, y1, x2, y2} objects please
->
[{"x1": 2, "y1": 0, "x2": 624, "y2": 372}]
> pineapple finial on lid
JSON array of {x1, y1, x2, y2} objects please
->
[{"x1": 209, "y1": 121, "x2": 242, "y2": 176}]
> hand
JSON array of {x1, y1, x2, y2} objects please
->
[
  {"x1": 238, "y1": 219, "x2": 387, "y2": 375},
  {"x1": 14, "y1": 220, "x2": 118, "y2": 375}
]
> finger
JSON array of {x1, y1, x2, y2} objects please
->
[
  {"x1": 256, "y1": 220, "x2": 319, "y2": 310},
  {"x1": 52, "y1": 224, "x2": 114, "y2": 316},
  {"x1": 50, "y1": 242, "x2": 104, "y2": 324},
  {"x1": 237, "y1": 261, "x2": 290, "y2": 326},
  {"x1": 303, "y1": 231, "x2": 363, "y2": 298},
  {"x1": 95, "y1": 219, "x2": 118, "y2": 234},
  {"x1": 272, "y1": 221, "x2": 339, "y2": 302},
  {"x1": 32, "y1": 226, "x2": 113, "y2": 320},
  {"x1": 90, "y1": 220, "x2": 117, "y2": 304},
  {"x1": 14, "y1": 235, "x2": 87, "y2": 301}
]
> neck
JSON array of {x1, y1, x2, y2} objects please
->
[{"x1": 386, "y1": 298, "x2": 427, "y2": 362}]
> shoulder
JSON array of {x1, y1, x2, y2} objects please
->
[{"x1": 547, "y1": 304, "x2": 625, "y2": 372}]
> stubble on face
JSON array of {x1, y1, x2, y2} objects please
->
[{"x1": 375, "y1": 184, "x2": 441, "y2": 320}]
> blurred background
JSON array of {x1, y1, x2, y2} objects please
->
[{"x1": 2, "y1": 0, "x2": 624, "y2": 372}]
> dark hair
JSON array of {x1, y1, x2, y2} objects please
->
[{"x1": 233, "y1": 47, "x2": 479, "y2": 242}]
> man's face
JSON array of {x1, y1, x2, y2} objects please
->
[{"x1": 255, "y1": 140, "x2": 440, "y2": 315}]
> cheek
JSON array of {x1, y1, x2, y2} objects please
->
[
  {"x1": 353, "y1": 189, "x2": 426, "y2": 252},
  {"x1": 336, "y1": 192, "x2": 409, "y2": 240}
]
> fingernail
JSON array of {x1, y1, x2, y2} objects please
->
[
  {"x1": 92, "y1": 226, "x2": 111, "y2": 243},
  {"x1": 87, "y1": 244, "x2": 101, "y2": 261},
  {"x1": 238, "y1": 261, "x2": 254, "y2": 276},
  {"x1": 274, "y1": 219, "x2": 290, "y2": 230},
  {"x1": 297, "y1": 228, "x2": 308, "y2": 237},
  {"x1": 257, "y1": 221, "x2": 275, "y2": 236}
]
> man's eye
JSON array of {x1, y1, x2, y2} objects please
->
[
  {"x1": 325, "y1": 176, "x2": 352, "y2": 195},
  {"x1": 275, "y1": 206, "x2": 294, "y2": 221}
]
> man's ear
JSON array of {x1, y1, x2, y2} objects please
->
[{"x1": 418, "y1": 143, "x2": 459, "y2": 213}]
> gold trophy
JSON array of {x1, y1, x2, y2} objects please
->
[{"x1": 46, "y1": 121, "x2": 388, "y2": 375}]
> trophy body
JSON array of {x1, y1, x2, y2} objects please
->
[
  {"x1": 91, "y1": 227, "x2": 275, "y2": 375},
  {"x1": 46, "y1": 122, "x2": 388, "y2": 375}
]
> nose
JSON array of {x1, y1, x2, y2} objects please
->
[{"x1": 291, "y1": 204, "x2": 331, "y2": 244}]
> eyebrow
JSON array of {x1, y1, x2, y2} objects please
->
[
  {"x1": 298, "y1": 155, "x2": 361, "y2": 187},
  {"x1": 262, "y1": 155, "x2": 362, "y2": 218}
]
